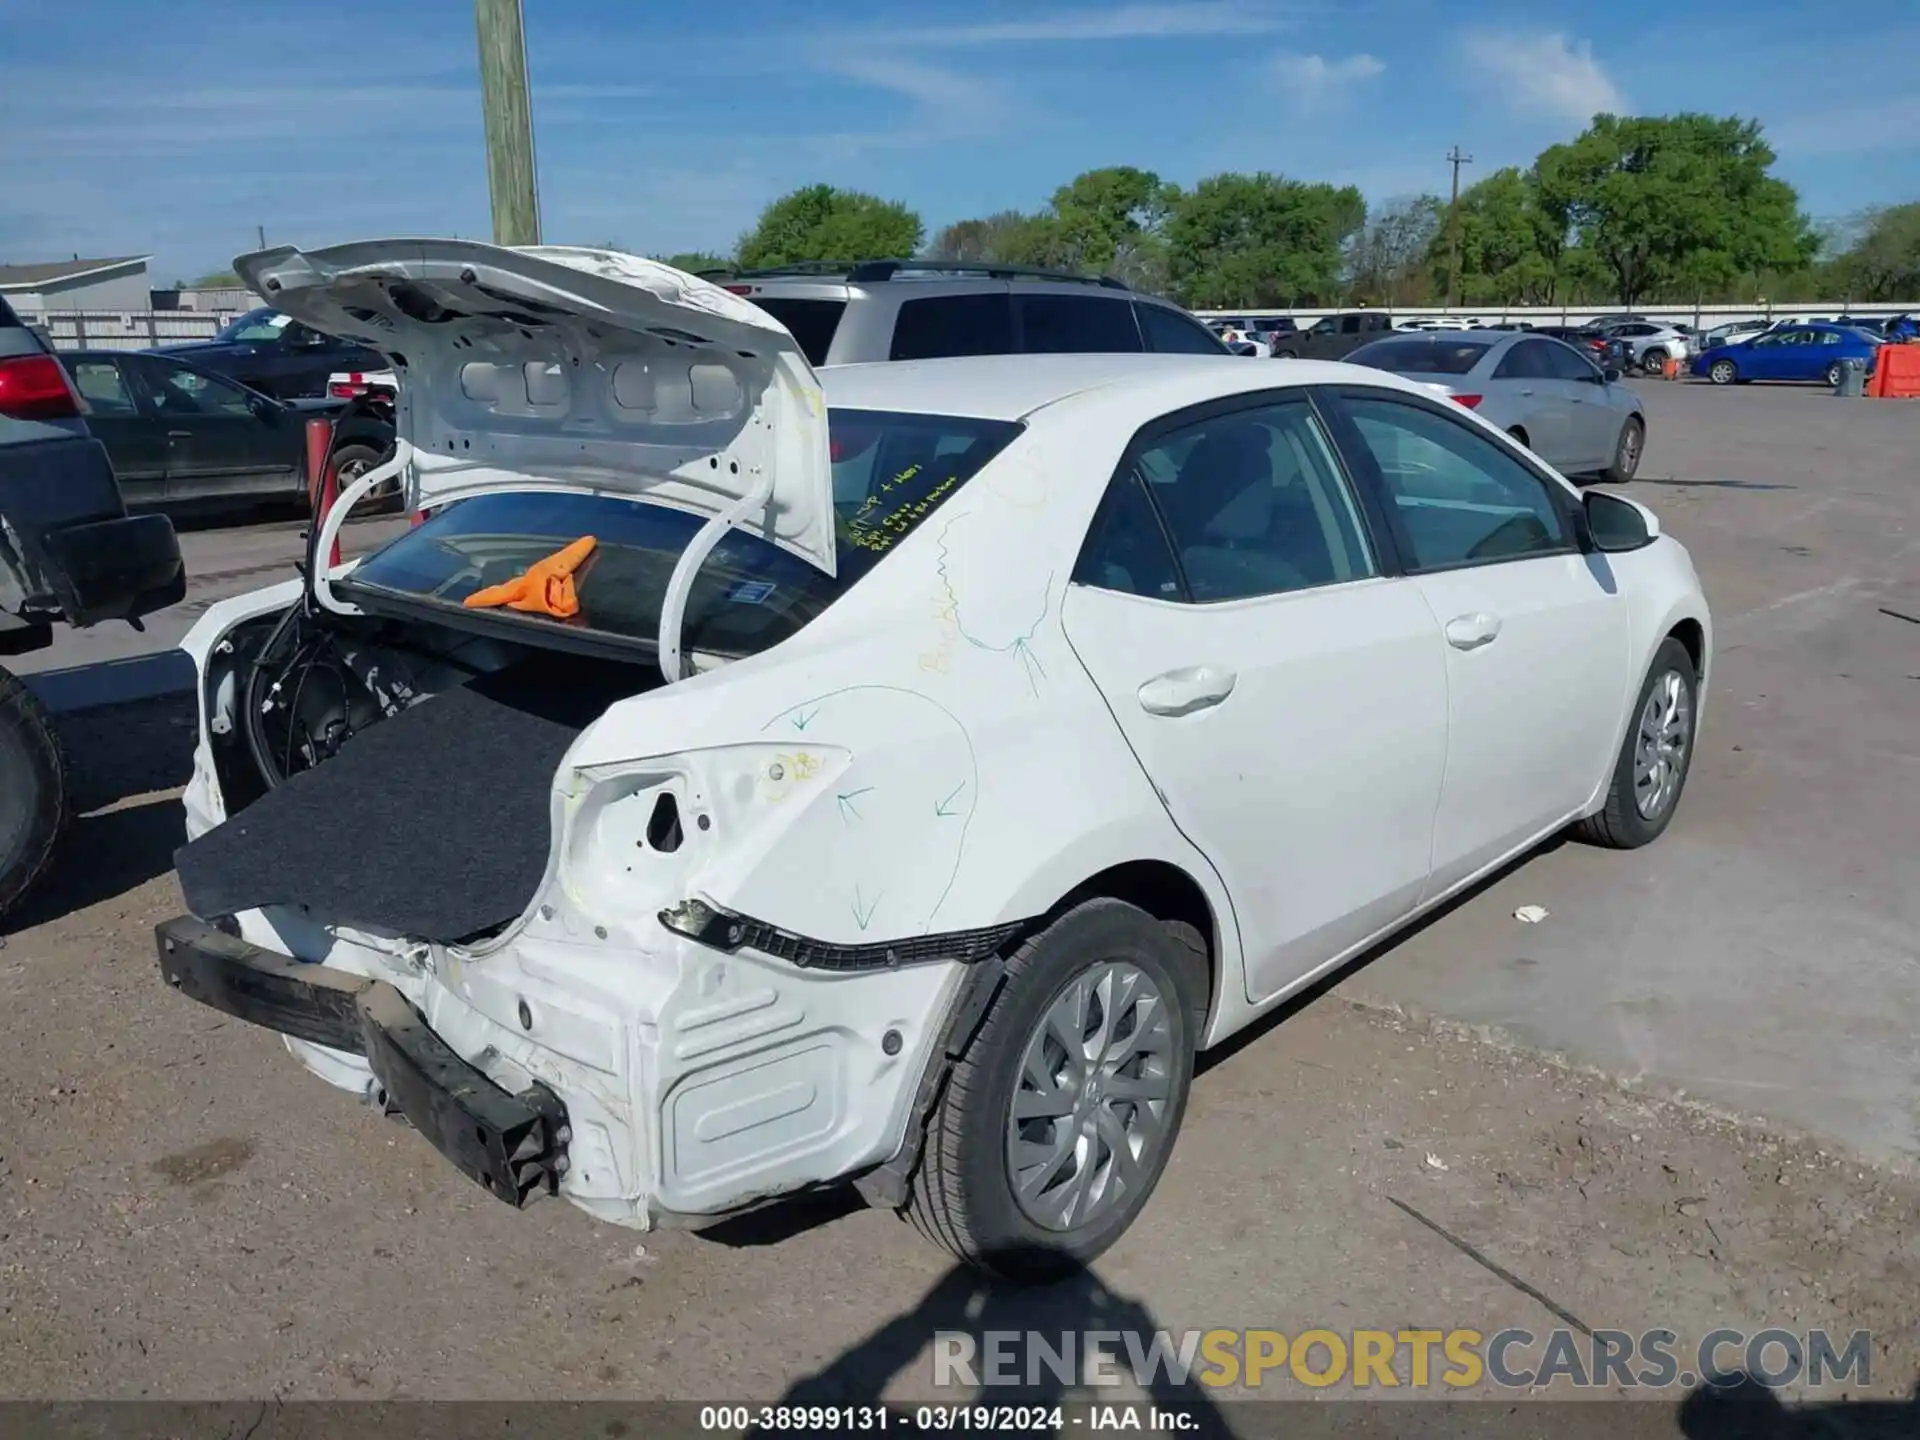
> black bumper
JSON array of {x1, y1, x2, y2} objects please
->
[{"x1": 154, "y1": 916, "x2": 569, "y2": 1206}]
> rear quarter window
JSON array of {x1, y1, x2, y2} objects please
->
[
  {"x1": 747, "y1": 297, "x2": 846, "y2": 367},
  {"x1": 1017, "y1": 295, "x2": 1143, "y2": 353}
]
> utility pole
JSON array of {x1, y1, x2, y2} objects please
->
[
  {"x1": 475, "y1": 0, "x2": 542, "y2": 246},
  {"x1": 1445, "y1": 145, "x2": 1473, "y2": 311},
  {"x1": 256, "y1": 224, "x2": 266, "y2": 251}
]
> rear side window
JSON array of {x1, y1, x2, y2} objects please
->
[
  {"x1": 1492, "y1": 341, "x2": 1554, "y2": 380},
  {"x1": 1018, "y1": 295, "x2": 1143, "y2": 353},
  {"x1": 890, "y1": 294, "x2": 1014, "y2": 361},
  {"x1": 68, "y1": 360, "x2": 137, "y2": 415},
  {"x1": 1137, "y1": 304, "x2": 1228, "y2": 354},
  {"x1": 1347, "y1": 338, "x2": 1490, "y2": 375},
  {"x1": 749, "y1": 297, "x2": 846, "y2": 367}
]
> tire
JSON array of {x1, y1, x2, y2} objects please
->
[
  {"x1": 1824, "y1": 362, "x2": 1844, "y2": 389},
  {"x1": 1708, "y1": 359, "x2": 1737, "y2": 386},
  {"x1": 1602, "y1": 416, "x2": 1645, "y2": 485},
  {"x1": 1574, "y1": 637, "x2": 1698, "y2": 850},
  {"x1": 1506, "y1": 426, "x2": 1531, "y2": 450},
  {"x1": 1643, "y1": 347, "x2": 1669, "y2": 373},
  {"x1": 331, "y1": 442, "x2": 399, "y2": 516},
  {"x1": 905, "y1": 898, "x2": 1202, "y2": 1284},
  {"x1": 0, "y1": 668, "x2": 67, "y2": 919}
]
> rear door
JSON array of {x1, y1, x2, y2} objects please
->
[
  {"x1": 1013, "y1": 292, "x2": 1144, "y2": 352},
  {"x1": 1324, "y1": 388, "x2": 1629, "y2": 891},
  {"x1": 125, "y1": 355, "x2": 294, "y2": 501},
  {"x1": 63, "y1": 356, "x2": 166, "y2": 505},
  {"x1": 887, "y1": 291, "x2": 1015, "y2": 360},
  {"x1": 1062, "y1": 390, "x2": 1448, "y2": 1004},
  {"x1": 1489, "y1": 340, "x2": 1573, "y2": 463}
]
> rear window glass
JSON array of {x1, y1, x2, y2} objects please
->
[
  {"x1": 344, "y1": 408, "x2": 1022, "y2": 659},
  {"x1": 748, "y1": 297, "x2": 845, "y2": 367},
  {"x1": 1346, "y1": 338, "x2": 1490, "y2": 375},
  {"x1": 890, "y1": 294, "x2": 1015, "y2": 361}
]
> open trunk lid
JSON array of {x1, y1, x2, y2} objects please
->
[{"x1": 233, "y1": 239, "x2": 836, "y2": 577}]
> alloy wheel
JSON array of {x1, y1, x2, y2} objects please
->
[
  {"x1": 1005, "y1": 961, "x2": 1176, "y2": 1232},
  {"x1": 1632, "y1": 669, "x2": 1693, "y2": 820}
]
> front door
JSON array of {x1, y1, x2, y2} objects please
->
[
  {"x1": 1541, "y1": 338, "x2": 1618, "y2": 472},
  {"x1": 125, "y1": 356, "x2": 293, "y2": 503},
  {"x1": 1062, "y1": 393, "x2": 1448, "y2": 1004},
  {"x1": 63, "y1": 356, "x2": 165, "y2": 506},
  {"x1": 1325, "y1": 390, "x2": 1631, "y2": 893},
  {"x1": 1490, "y1": 340, "x2": 1573, "y2": 462}
]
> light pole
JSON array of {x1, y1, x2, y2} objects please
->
[{"x1": 1445, "y1": 145, "x2": 1473, "y2": 311}]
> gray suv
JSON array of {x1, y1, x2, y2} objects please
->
[{"x1": 700, "y1": 260, "x2": 1232, "y2": 365}]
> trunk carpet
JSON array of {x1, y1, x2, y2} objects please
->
[{"x1": 175, "y1": 655, "x2": 652, "y2": 943}]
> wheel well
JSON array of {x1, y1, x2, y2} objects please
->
[
  {"x1": 1507, "y1": 425, "x2": 1529, "y2": 446},
  {"x1": 1048, "y1": 860, "x2": 1218, "y2": 1018},
  {"x1": 1668, "y1": 618, "x2": 1706, "y2": 683}
]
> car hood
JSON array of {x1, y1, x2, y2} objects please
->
[{"x1": 232, "y1": 238, "x2": 836, "y2": 577}]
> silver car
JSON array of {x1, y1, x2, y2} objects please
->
[{"x1": 1343, "y1": 329, "x2": 1647, "y2": 483}]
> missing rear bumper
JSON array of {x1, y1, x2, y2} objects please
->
[{"x1": 153, "y1": 915, "x2": 569, "y2": 1207}]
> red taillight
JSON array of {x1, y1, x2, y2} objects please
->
[
  {"x1": 723, "y1": 284, "x2": 752, "y2": 295},
  {"x1": 1450, "y1": 393, "x2": 1484, "y2": 409},
  {"x1": 327, "y1": 382, "x2": 361, "y2": 399},
  {"x1": 0, "y1": 353, "x2": 82, "y2": 421}
]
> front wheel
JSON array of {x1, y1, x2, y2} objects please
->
[
  {"x1": 1824, "y1": 361, "x2": 1844, "y2": 389},
  {"x1": 0, "y1": 668, "x2": 68, "y2": 919},
  {"x1": 1574, "y1": 637, "x2": 1698, "y2": 850},
  {"x1": 905, "y1": 899, "x2": 1201, "y2": 1284},
  {"x1": 1708, "y1": 359, "x2": 1737, "y2": 386},
  {"x1": 1602, "y1": 416, "x2": 1644, "y2": 484}
]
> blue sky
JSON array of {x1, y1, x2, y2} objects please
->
[{"x1": 5, "y1": 0, "x2": 1918, "y2": 282}]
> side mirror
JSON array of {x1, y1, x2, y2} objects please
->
[
  {"x1": 1584, "y1": 489, "x2": 1659, "y2": 552},
  {"x1": 1602, "y1": 367, "x2": 1623, "y2": 383}
]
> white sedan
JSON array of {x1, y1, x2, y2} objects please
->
[{"x1": 155, "y1": 240, "x2": 1712, "y2": 1283}]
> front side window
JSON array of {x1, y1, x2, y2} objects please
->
[
  {"x1": 345, "y1": 408, "x2": 1021, "y2": 659},
  {"x1": 889, "y1": 294, "x2": 1014, "y2": 360},
  {"x1": 1542, "y1": 340, "x2": 1602, "y2": 382},
  {"x1": 1492, "y1": 341, "x2": 1554, "y2": 380},
  {"x1": 1018, "y1": 295, "x2": 1143, "y2": 353},
  {"x1": 136, "y1": 358, "x2": 256, "y2": 416},
  {"x1": 1335, "y1": 394, "x2": 1570, "y2": 571},
  {"x1": 1083, "y1": 399, "x2": 1376, "y2": 603}
]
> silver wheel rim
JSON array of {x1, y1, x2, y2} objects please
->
[
  {"x1": 1712, "y1": 362, "x2": 1733, "y2": 384},
  {"x1": 1632, "y1": 669, "x2": 1692, "y2": 819},
  {"x1": 1006, "y1": 961, "x2": 1175, "y2": 1232},
  {"x1": 1827, "y1": 364, "x2": 1842, "y2": 387},
  {"x1": 1619, "y1": 424, "x2": 1641, "y2": 475}
]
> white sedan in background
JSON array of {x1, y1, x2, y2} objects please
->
[{"x1": 156, "y1": 241, "x2": 1712, "y2": 1283}]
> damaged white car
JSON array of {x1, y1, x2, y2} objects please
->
[{"x1": 157, "y1": 239, "x2": 1712, "y2": 1282}]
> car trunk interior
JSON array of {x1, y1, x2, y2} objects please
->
[{"x1": 177, "y1": 606, "x2": 664, "y2": 944}]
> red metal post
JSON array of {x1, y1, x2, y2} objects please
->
[{"x1": 303, "y1": 416, "x2": 343, "y2": 568}]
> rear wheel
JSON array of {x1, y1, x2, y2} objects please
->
[
  {"x1": 905, "y1": 899, "x2": 1200, "y2": 1283},
  {"x1": 0, "y1": 668, "x2": 67, "y2": 919},
  {"x1": 1824, "y1": 361, "x2": 1844, "y2": 389},
  {"x1": 1575, "y1": 637, "x2": 1697, "y2": 850},
  {"x1": 1708, "y1": 359, "x2": 1737, "y2": 386},
  {"x1": 1506, "y1": 426, "x2": 1531, "y2": 449},
  {"x1": 1602, "y1": 416, "x2": 1644, "y2": 484},
  {"x1": 1642, "y1": 347, "x2": 1669, "y2": 373},
  {"x1": 332, "y1": 442, "x2": 400, "y2": 516}
]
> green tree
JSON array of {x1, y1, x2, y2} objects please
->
[
  {"x1": 1348, "y1": 194, "x2": 1442, "y2": 305},
  {"x1": 660, "y1": 250, "x2": 731, "y2": 274},
  {"x1": 1827, "y1": 202, "x2": 1920, "y2": 300},
  {"x1": 735, "y1": 184, "x2": 923, "y2": 269},
  {"x1": 1048, "y1": 165, "x2": 1180, "y2": 284},
  {"x1": 185, "y1": 270, "x2": 242, "y2": 288},
  {"x1": 1165, "y1": 172, "x2": 1365, "y2": 307},
  {"x1": 1429, "y1": 169, "x2": 1560, "y2": 305},
  {"x1": 1534, "y1": 114, "x2": 1816, "y2": 305}
]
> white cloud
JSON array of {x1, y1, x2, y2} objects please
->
[
  {"x1": 1270, "y1": 51, "x2": 1385, "y2": 106},
  {"x1": 876, "y1": 2, "x2": 1289, "y2": 45},
  {"x1": 1461, "y1": 32, "x2": 1624, "y2": 124},
  {"x1": 1772, "y1": 95, "x2": 1920, "y2": 156}
]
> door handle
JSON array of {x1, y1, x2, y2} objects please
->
[
  {"x1": 1137, "y1": 665, "x2": 1237, "y2": 717},
  {"x1": 1518, "y1": 387, "x2": 1535, "y2": 396},
  {"x1": 1444, "y1": 613, "x2": 1502, "y2": 650}
]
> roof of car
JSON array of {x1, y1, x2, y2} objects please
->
[{"x1": 817, "y1": 352, "x2": 1426, "y2": 421}]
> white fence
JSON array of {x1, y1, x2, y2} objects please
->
[
  {"x1": 1193, "y1": 301, "x2": 1917, "y2": 327},
  {"x1": 23, "y1": 308, "x2": 246, "y2": 352}
]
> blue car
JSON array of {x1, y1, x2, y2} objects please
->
[{"x1": 1692, "y1": 322, "x2": 1882, "y2": 387}]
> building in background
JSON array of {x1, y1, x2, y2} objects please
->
[{"x1": 0, "y1": 255, "x2": 151, "y2": 311}]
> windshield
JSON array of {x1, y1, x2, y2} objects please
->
[
  {"x1": 344, "y1": 407, "x2": 1022, "y2": 659},
  {"x1": 1346, "y1": 338, "x2": 1490, "y2": 375},
  {"x1": 213, "y1": 308, "x2": 291, "y2": 343}
]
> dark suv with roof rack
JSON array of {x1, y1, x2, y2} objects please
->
[{"x1": 697, "y1": 259, "x2": 1232, "y2": 366}]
